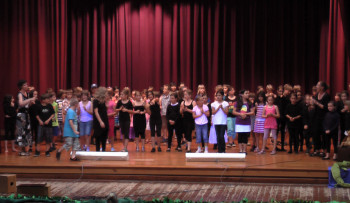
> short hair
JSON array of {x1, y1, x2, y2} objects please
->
[
  {"x1": 216, "y1": 89, "x2": 224, "y2": 96},
  {"x1": 40, "y1": 93, "x2": 51, "y2": 101},
  {"x1": 341, "y1": 90, "x2": 349, "y2": 97},
  {"x1": 57, "y1": 89, "x2": 66, "y2": 98},
  {"x1": 170, "y1": 92, "x2": 178, "y2": 99},
  {"x1": 17, "y1": 80, "x2": 27, "y2": 89},
  {"x1": 70, "y1": 98, "x2": 79, "y2": 106}
]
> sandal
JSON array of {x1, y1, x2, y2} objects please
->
[{"x1": 70, "y1": 157, "x2": 80, "y2": 161}]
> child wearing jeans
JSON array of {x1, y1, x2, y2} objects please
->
[
  {"x1": 193, "y1": 96, "x2": 210, "y2": 153},
  {"x1": 56, "y1": 98, "x2": 80, "y2": 161},
  {"x1": 259, "y1": 96, "x2": 280, "y2": 155}
]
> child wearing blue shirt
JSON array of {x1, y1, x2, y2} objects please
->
[{"x1": 56, "y1": 98, "x2": 80, "y2": 161}]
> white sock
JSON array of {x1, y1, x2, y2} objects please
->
[
  {"x1": 198, "y1": 146, "x2": 201, "y2": 150},
  {"x1": 205, "y1": 146, "x2": 208, "y2": 151}
]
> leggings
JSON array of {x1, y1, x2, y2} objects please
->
[
  {"x1": 120, "y1": 121, "x2": 130, "y2": 139},
  {"x1": 277, "y1": 118, "x2": 286, "y2": 149},
  {"x1": 215, "y1": 125, "x2": 226, "y2": 153},
  {"x1": 237, "y1": 132, "x2": 249, "y2": 144},
  {"x1": 94, "y1": 127, "x2": 108, "y2": 151},
  {"x1": 183, "y1": 120, "x2": 194, "y2": 142},
  {"x1": 167, "y1": 123, "x2": 182, "y2": 148},
  {"x1": 263, "y1": 128, "x2": 277, "y2": 140},
  {"x1": 150, "y1": 118, "x2": 162, "y2": 137},
  {"x1": 325, "y1": 129, "x2": 338, "y2": 153},
  {"x1": 288, "y1": 127, "x2": 300, "y2": 152}
]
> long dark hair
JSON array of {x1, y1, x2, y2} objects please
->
[
  {"x1": 3, "y1": 94, "x2": 13, "y2": 107},
  {"x1": 236, "y1": 89, "x2": 251, "y2": 111}
]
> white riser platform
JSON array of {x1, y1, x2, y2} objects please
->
[
  {"x1": 186, "y1": 153, "x2": 245, "y2": 162},
  {"x1": 73, "y1": 151, "x2": 129, "y2": 161}
]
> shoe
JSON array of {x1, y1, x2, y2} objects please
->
[
  {"x1": 111, "y1": 147, "x2": 115, "y2": 152},
  {"x1": 270, "y1": 150, "x2": 276, "y2": 155},
  {"x1": 294, "y1": 151, "x2": 298, "y2": 154},
  {"x1": 258, "y1": 150, "x2": 265, "y2": 155},
  {"x1": 28, "y1": 149, "x2": 32, "y2": 153},
  {"x1": 34, "y1": 151, "x2": 40, "y2": 157},
  {"x1": 319, "y1": 152, "x2": 325, "y2": 157},
  {"x1": 100, "y1": 148, "x2": 102, "y2": 151},
  {"x1": 142, "y1": 147, "x2": 145, "y2": 152},
  {"x1": 196, "y1": 149, "x2": 201, "y2": 153},
  {"x1": 226, "y1": 143, "x2": 233, "y2": 148},
  {"x1": 232, "y1": 143, "x2": 236, "y2": 147},
  {"x1": 186, "y1": 150, "x2": 191, "y2": 153},
  {"x1": 254, "y1": 147, "x2": 260, "y2": 153},
  {"x1": 136, "y1": 146, "x2": 139, "y2": 152},
  {"x1": 177, "y1": 147, "x2": 182, "y2": 152},
  {"x1": 70, "y1": 157, "x2": 79, "y2": 161},
  {"x1": 157, "y1": 147, "x2": 162, "y2": 152},
  {"x1": 204, "y1": 150, "x2": 209, "y2": 153},
  {"x1": 247, "y1": 142, "x2": 251, "y2": 146},
  {"x1": 250, "y1": 146, "x2": 256, "y2": 152},
  {"x1": 120, "y1": 149, "x2": 128, "y2": 152},
  {"x1": 56, "y1": 151, "x2": 61, "y2": 160},
  {"x1": 166, "y1": 148, "x2": 171, "y2": 152},
  {"x1": 288, "y1": 150, "x2": 292, "y2": 154},
  {"x1": 265, "y1": 146, "x2": 269, "y2": 150},
  {"x1": 151, "y1": 148, "x2": 156, "y2": 152},
  {"x1": 322, "y1": 157, "x2": 330, "y2": 160},
  {"x1": 280, "y1": 148, "x2": 286, "y2": 152},
  {"x1": 86, "y1": 147, "x2": 90, "y2": 152},
  {"x1": 45, "y1": 151, "x2": 50, "y2": 157}
]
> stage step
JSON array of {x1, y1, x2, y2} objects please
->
[
  {"x1": 73, "y1": 151, "x2": 129, "y2": 161},
  {"x1": 186, "y1": 153, "x2": 246, "y2": 162}
]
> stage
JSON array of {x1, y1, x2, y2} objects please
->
[{"x1": 0, "y1": 140, "x2": 333, "y2": 184}]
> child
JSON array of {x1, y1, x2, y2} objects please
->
[
  {"x1": 259, "y1": 96, "x2": 280, "y2": 155},
  {"x1": 116, "y1": 88, "x2": 134, "y2": 152},
  {"x1": 56, "y1": 89, "x2": 66, "y2": 142},
  {"x1": 234, "y1": 90, "x2": 255, "y2": 154},
  {"x1": 302, "y1": 95, "x2": 316, "y2": 154},
  {"x1": 211, "y1": 89, "x2": 229, "y2": 153},
  {"x1": 248, "y1": 92, "x2": 257, "y2": 151},
  {"x1": 35, "y1": 93, "x2": 55, "y2": 157},
  {"x1": 79, "y1": 90, "x2": 93, "y2": 151},
  {"x1": 147, "y1": 91, "x2": 162, "y2": 152},
  {"x1": 285, "y1": 93, "x2": 303, "y2": 154},
  {"x1": 56, "y1": 98, "x2": 80, "y2": 161},
  {"x1": 181, "y1": 89, "x2": 196, "y2": 152},
  {"x1": 254, "y1": 92, "x2": 266, "y2": 153},
  {"x1": 339, "y1": 91, "x2": 349, "y2": 143},
  {"x1": 225, "y1": 86, "x2": 237, "y2": 148},
  {"x1": 160, "y1": 84, "x2": 171, "y2": 142},
  {"x1": 166, "y1": 93, "x2": 182, "y2": 152},
  {"x1": 50, "y1": 93, "x2": 59, "y2": 152},
  {"x1": 223, "y1": 84, "x2": 230, "y2": 100},
  {"x1": 93, "y1": 87, "x2": 109, "y2": 152},
  {"x1": 133, "y1": 91, "x2": 147, "y2": 152},
  {"x1": 107, "y1": 89, "x2": 116, "y2": 151},
  {"x1": 323, "y1": 101, "x2": 340, "y2": 160},
  {"x1": 193, "y1": 96, "x2": 210, "y2": 153},
  {"x1": 3, "y1": 95, "x2": 17, "y2": 153}
]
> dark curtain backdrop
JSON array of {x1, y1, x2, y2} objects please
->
[
  {"x1": 68, "y1": 0, "x2": 329, "y2": 95},
  {"x1": 1, "y1": 0, "x2": 350, "y2": 129}
]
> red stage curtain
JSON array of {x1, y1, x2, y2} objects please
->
[
  {"x1": 0, "y1": 0, "x2": 67, "y2": 97},
  {"x1": 320, "y1": 0, "x2": 350, "y2": 95},
  {"x1": 68, "y1": 0, "x2": 329, "y2": 96}
]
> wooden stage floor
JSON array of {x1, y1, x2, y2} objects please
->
[{"x1": 0, "y1": 139, "x2": 335, "y2": 184}]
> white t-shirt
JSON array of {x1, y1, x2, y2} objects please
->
[
  {"x1": 211, "y1": 101, "x2": 229, "y2": 125},
  {"x1": 193, "y1": 105, "x2": 209, "y2": 125}
]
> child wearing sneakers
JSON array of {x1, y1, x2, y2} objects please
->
[
  {"x1": 56, "y1": 98, "x2": 80, "y2": 161},
  {"x1": 35, "y1": 93, "x2": 55, "y2": 157},
  {"x1": 193, "y1": 95, "x2": 210, "y2": 153}
]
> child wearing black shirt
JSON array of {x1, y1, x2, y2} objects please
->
[
  {"x1": 116, "y1": 88, "x2": 134, "y2": 152},
  {"x1": 285, "y1": 94, "x2": 302, "y2": 154},
  {"x1": 35, "y1": 93, "x2": 55, "y2": 157},
  {"x1": 323, "y1": 101, "x2": 340, "y2": 160},
  {"x1": 166, "y1": 93, "x2": 182, "y2": 152},
  {"x1": 3, "y1": 95, "x2": 17, "y2": 153},
  {"x1": 302, "y1": 95, "x2": 316, "y2": 154}
]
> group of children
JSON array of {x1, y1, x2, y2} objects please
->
[{"x1": 2, "y1": 80, "x2": 349, "y2": 161}]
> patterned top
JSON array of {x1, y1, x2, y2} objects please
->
[{"x1": 254, "y1": 104, "x2": 265, "y2": 133}]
